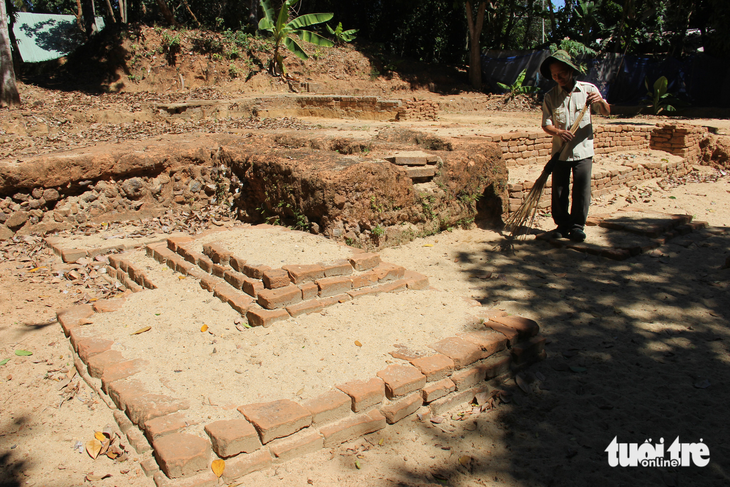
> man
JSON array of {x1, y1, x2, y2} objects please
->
[{"x1": 540, "y1": 50, "x2": 610, "y2": 242}]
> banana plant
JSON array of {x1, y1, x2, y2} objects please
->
[
  {"x1": 326, "y1": 22, "x2": 358, "y2": 44},
  {"x1": 497, "y1": 69, "x2": 540, "y2": 99},
  {"x1": 258, "y1": 0, "x2": 334, "y2": 76},
  {"x1": 641, "y1": 76, "x2": 684, "y2": 115}
]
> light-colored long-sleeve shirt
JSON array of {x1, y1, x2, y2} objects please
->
[{"x1": 542, "y1": 81, "x2": 603, "y2": 161}]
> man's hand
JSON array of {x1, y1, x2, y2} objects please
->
[
  {"x1": 587, "y1": 91, "x2": 610, "y2": 115},
  {"x1": 543, "y1": 125, "x2": 574, "y2": 142}
]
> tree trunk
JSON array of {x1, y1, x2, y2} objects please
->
[
  {"x1": 546, "y1": 0, "x2": 556, "y2": 35},
  {"x1": 156, "y1": 0, "x2": 178, "y2": 26},
  {"x1": 249, "y1": 0, "x2": 258, "y2": 29},
  {"x1": 465, "y1": 1, "x2": 486, "y2": 90},
  {"x1": 0, "y1": 0, "x2": 20, "y2": 108},
  {"x1": 81, "y1": 0, "x2": 98, "y2": 37}
]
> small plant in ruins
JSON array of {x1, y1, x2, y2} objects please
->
[
  {"x1": 257, "y1": 0, "x2": 334, "y2": 77},
  {"x1": 326, "y1": 22, "x2": 358, "y2": 44},
  {"x1": 641, "y1": 76, "x2": 686, "y2": 115},
  {"x1": 497, "y1": 69, "x2": 540, "y2": 99}
]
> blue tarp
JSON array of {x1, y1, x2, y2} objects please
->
[
  {"x1": 481, "y1": 49, "x2": 730, "y2": 107},
  {"x1": 13, "y1": 12, "x2": 105, "y2": 63}
]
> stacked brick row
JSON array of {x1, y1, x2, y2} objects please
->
[
  {"x1": 106, "y1": 254, "x2": 158, "y2": 293},
  {"x1": 396, "y1": 99, "x2": 439, "y2": 121},
  {"x1": 491, "y1": 124, "x2": 653, "y2": 167},
  {"x1": 650, "y1": 123, "x2": 708, "y2": 162},
  {"x1": 145, "y1": 235, "x2": 429, "y2": 328},
  {"x1": 505, "y1": 157, "x2": 692, "y2": 214}
]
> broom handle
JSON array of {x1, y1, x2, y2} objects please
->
[{"x1": 557, "y1": 101, "x2": 591, "y2": 159}]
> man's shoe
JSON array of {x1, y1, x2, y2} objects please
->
[{"x1": 569, "y1": 229, "x2": 586, "y2": 242}]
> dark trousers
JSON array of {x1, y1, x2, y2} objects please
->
[{"x1": 551, "y1": 157, "x2": 592, "y2": 231}]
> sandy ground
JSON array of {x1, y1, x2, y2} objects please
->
[{"x1": 1, "y1": 143, "x2": 730, "y2": 486}]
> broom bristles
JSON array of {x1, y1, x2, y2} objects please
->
[{"x1": 505, "y1": 170, "x2": 550, "y2": 239}]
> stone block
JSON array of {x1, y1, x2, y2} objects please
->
[
  {"x1": 320, "y1": 410, "x2": 386, "y2": 448},
  {"x1": 238, "y1": 399, "x2": 312, "y2": 444},
  {"x1": 246, "y1": 307, "x2": 290, "y2": 328},
  {"x1": 268, "y1": 430, "x2": 324, "y2": 463},
  {"x1": 422, "y1": 378, "x2": 456, "y2": 403},
  {"x1": 283, "y1": 264, "x2": 325, "y2": 284},
  {"x1": 302, "y1": 389, "x2": 352, "y2": 425},
  {"x1": 144, "y1": 412, "x2": 192, "y2": 442},
  {"x1": 409, "y1": 354, "x2": 454, "y2": 382},
  {"x1": 336, "y1": 378, "x2": 385, "y2": 412},
  {"x1": 204, "y1": 419, "x2": 262, "y2": 458},
  {"x1": 380, "y1": 393, "x2": 423, "y2": 424},
  {"x1": 263, "y1": 269, "x2": 292, "y2": 289},
  {"x1": 348, "y1": 253, "x2": 381, "y2": 271},
  {"x1": 316, "y1": 276, "x2": 352, "y2": 298},
  {"x1": 257, "y1": 285, "x2": 302, "y2": 310},
  {"x1": 153, "y1": 433, "x2": 211, "y2": 479},
  {"x1": 376, "y1": 364, "x2": 427, "y2": 398},
  {"x1": 220, "y1": 449, "x2": 272, "y2": 482},
  {"x1": 322, "y1": 260, "x2": 353, "y2": 277},
  {"x1": 428, "y1": 337, "x2": 483, "y2": 369},
  {"x1": 57, "y1": 304, "x2": 94, "y2": 337}
]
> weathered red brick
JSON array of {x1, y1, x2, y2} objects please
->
[
  {"x1": 373, "y1": 263, "x2": 406, "y2": 282},
  {"x1": 229, "y1": 255, "x2": 247, "y2": 272},
  {"x1": 428, "y1": 337, "x2": 483, "y2": 369},
  {"x1": 489, "y1": 315, "x2": 540, "y2": 340},
  {"x1": 283, "y1": 264, "x2": 325, "y2": 284},
  {"x1": 429, "y1": 384, "x2": 489, "y2": 417},
  {"x1": 198, "y1": 274, "x2": 219, "y2": 292},
  {"x1": 204, "y1": 419, "x2": 262, "y2": 458},
  {"x1": 202, "y1": 242, "x2": 232, "y2": 265},
  {"x1": 458, "y1": 329, "x2": 508, "y2": 360},
  {"x1": 238, "y1": 399, "x2": 312, "y2": 444},
  {"x1": 511, "y1": 335, "x2": 547, "y2": 364},
  {"x1": 167, "y1": 236, "x2": 194, "y2": 253},
  {"x1": 213, "y1": 283, "x2": 240, "y2": 304},
  {"x1": 380, "y1": 392, "x2": 423, "y2": 424},
  {"x1": 228, "y1": 292, "x2": 255, "y2": 315},
  {"x1": 127, "y1": 426, "x2": 152, "y2": 455},
  {"x1": 140, "y1": 457, "x2": 159, "y2": 477},
  {"x1": 108, "y1": 253, "x2": 124, "y2": 269},
  {"x1": 350, "y1": 271, "x2": 378, "y2": 289},
  {"x1": 125, "y1": 392, "x2": 190, "y2": 427},
  {"x1": 107, "y1": 379, "x2": 148, "y2": 412},
  {"x1": 76, "y1": 337, "x2": 114, "y2": 362},
  {"x1": 153, "y1": 433, "x2": 211, "y2": 479},
  {"x1": 409, "y1": 354, "x2": 454, "y2": 382},
  {"x1": 242, "y1": 277, "x2": 265, "y2": 297},
  {"x1": 318, "y1": 293, "x2": 352, "y2": 307},
  {"x1": 117, "y1": 258, "x2": 131, "y2": 274},
  {"x1": 105, "y1": 265, "x2": 118, "y2": 280},
  {"x1": 376, "y1": 364, "x2": 427, "y2": 398},
  {"x1": 336, "y1": 378, "x2": 385, "y2": 412},
  {"x1": 484, "y1": 321, "x2": 519, "y2": 345},
  {"x1": 220, "y1": 449, "x2": 272, "y2": 482},
  {"x1": 197, "y1": 255, "x2": 214, "y2": 273},
  {"x1": 403, "y1": 270, "x2": 429, "y2": 290},
  {"x1": 243, "y1": 263, "x2": 272, "y2": 280},
  {"x1": 177, "y1": 245, "x2": 199, "y2": 264},
  {"x1": 86, "y1": 349, "x2": 125, "y2": 378},
  {"x1": 246, "y1": 307, "x2": 290, "y2": 328},
  {"x1": 302, "y1": 389, "x2": 352, "y2": 425},
  {"x1": 320, "y1": 409, "x2": 386, "y2": 448},
  {"x1": 347, "y1": 279, "x2": 407, "y2": 299},
  {"x1": 268, "y1": 430, "x2": 324, "y2": 463},
  {"x1": 286, "y1": 300, "x2": 324, "y2": 317},
  {"x1": 57, "y1": 304, "x2": 94, "y2": 337},
  {"x1": 422, "y1": 378, "x2": 456, "y2": 403},
  {"x1": 101, "y1": 359, "x2": 148, "y2": 391},
  {"x1": 144, "y1": 412, "x2": 193, "y2": 442},
  {"x1": 322, "y1": 260, "x2": 353, "y2": 277},
  {"x1": 348, "y1": 253, "x2": 381, "y2": 271},
  {"x1": 316, "y1": 276, "x2": 352, "y2": 298},
  {"x1": 93, "y1": 297, "x2": 126, "y2": 313},
  {"x1": 451, "y1": 363, "x2": 489, "y2": 390},
  {"x1": 224, "y1": 269, "x2": 247, "y2": 289},
  {"x1": 483, "y1": 354, "x2": 512, "y2": 379},
  {"x1": 211, "y1": 264, "x2": 226, "y2": 278},
  {"x1": 263, "y1": 269, "x2": 291, "y2": 289},
  {"x1": 299, "y1": 281, "x2": 319, "y2": 300},
  {"x1": 150, "y1": 245, "x2": 177, "y2": 266},
  {"x1": 152, "y1": 470, "x2": 217, "y2": 487},
  {"x1": 257, "y1": 285, "x2": 302, "y2": 309}
]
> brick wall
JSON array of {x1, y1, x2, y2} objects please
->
[
  {"x1": 492, "y1": 124, "x2": 653, "y2": 167},
  {"x1": 396, "y1": 99, "x2": 439, "y2": 121},
  {"x1": 650, "y1": 123, "x2": 708, "y2": 162}
]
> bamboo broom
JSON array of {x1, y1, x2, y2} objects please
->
[{"x1": 504, "y1": 101, "x2": 592, "y2": 239}]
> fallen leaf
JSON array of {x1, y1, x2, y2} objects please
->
[
  {"x1": 86, "y1": 440, "x2": 102, "y2": 459},
  {"x1": 85, "y1": 472, "x2": 111, "y2": 481},
  {"x1": 14, "y1": 350, "x2": 32, "y2": 356},
  {"x1": 94, "y1": 432, "x2": 106, "y2": 442},
  {"x1": 423, "y1": 244, "x2": 434, "y2": 247},
  {"x1": 211, "y1": 459, "x2": 225, "y2": 478},
  {"x1": 177, "y1": 275, "x2": 186, "y2": 280},
  {"x1": 354, "y1": 340, "x2": 362, "y2": 347},
  {"x1": 458, "y1": 455, "x2": 472, "y2": 467},
  {"x1": 130, "y1": 326, "x2": 151, "y2": 335},
  {"x1": 201, "y1": 324, "x2": 209, "y2": 332},
  {"x1": 0, "y1": 359, "x2": 9, "y2": 366},
  {"x1": 515, "y1": 374, "x2": 531, "y2": 394},
  {"x1": 354, "y1": 459, "x2": 361, "y2": 469},
  {"x1": 474, "y1": 391, "x2": 489, "y2": 405},
  {"x1": 378, "y1": 438, "x2": 384, "y2": 446}
]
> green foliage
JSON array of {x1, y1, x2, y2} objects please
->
[
  {"x1": 161, "y1": 31, "x2": 182, "y2": 64},
  {"x1": 258, "y1": 0, "x2": 334, "y2": 76},
  {"x1": 641, "y1": 76, "x2": 686, "y2": 115},
  {"x1": 326, "y1": 22, "x2": 358, "y2": 44},
  {"x1": 229, "y1": 64, "x2": 241, "y2": 78},
  {"x1": 497, "y1": 69, "x2": 539, "y2": 98},
  {"x1": 372, "y1": 225, "x2": 385, "y2": 237},
  {"x1": 548, "y1": 39, "x2": 596, "y2": 75}
]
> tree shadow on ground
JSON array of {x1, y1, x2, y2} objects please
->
[
  {"x1": 389, "y1": 225, "x2": 730, "y2": 486},
  {"x1": 0, "y1": 416, "x2": 31, "y2": 487}
]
